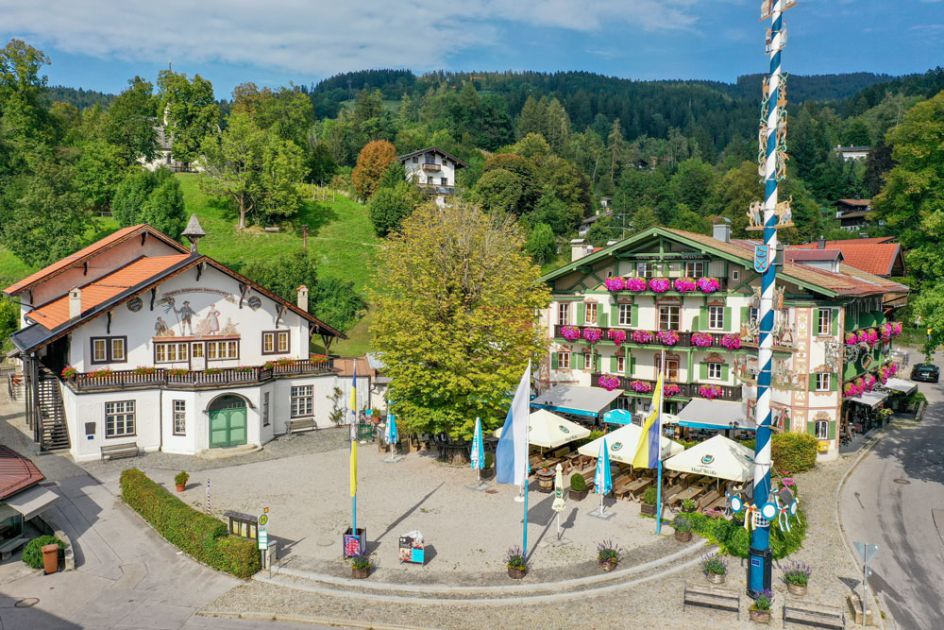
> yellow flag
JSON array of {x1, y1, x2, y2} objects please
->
[
  {"x1": 349, "y1": 440, "x2": 358, "y2": 497},
  {"x1": 631, "y1": 373, "x2": 664, "y2": 468}
]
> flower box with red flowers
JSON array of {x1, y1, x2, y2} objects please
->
[
  {"x1": 607, "y1": 329, "x2": 626, "y2": 346},
  {"x1": 561, "y1": 325, "x2": 582, "y2": 341},
  {"x1": 691, "y1": 332, "x2": 714, "y2": 348}
]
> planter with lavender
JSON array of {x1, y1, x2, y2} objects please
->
[
  {"x1": 702, "y1": 553, "x2": 728, "y2": 585},
  {"x1": 782, "y1": 561, "x2": 811, "y2": 597},
  {"x1": 597, "y1": 539, "x2": 623, "y2": 572}
]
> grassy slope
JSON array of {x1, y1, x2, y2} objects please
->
[{"x1": 175, "y1": 174, "x2": 378, "y2": 356}]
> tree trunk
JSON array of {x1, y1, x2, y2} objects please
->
[{"x1": 238, "y1": 198, "x2": 247, "y2": 229}]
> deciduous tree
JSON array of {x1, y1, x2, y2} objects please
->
[
  {"x1": 157, "y1": 70, "x2": 219, "y2": 166},
  {"x1": 105, "y1": 76, "x2": 158, "y2": 164},
  {"x1": 352, "y1": 139, "x2": 397, "y2": 200}
]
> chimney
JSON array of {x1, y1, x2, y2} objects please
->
[
  {"x1": 69, "y1": 288, "x2": 82, "y2": 319},
  {"x1": 571, "y1": 239, "x2": 590, "y2": 262},
  {"x1": 712, "y1": 220, "x2": 731, "y2": 244},
  {"x1": 297, "y1": 285, "x2": 309, "y2": 312},
  {"x1": 817, "y1": 236, "x2": 826, "y2": 249}
]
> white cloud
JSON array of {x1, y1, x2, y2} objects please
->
[{"x1": 0, "y1": 1, "x2": 696, "y2": 80}]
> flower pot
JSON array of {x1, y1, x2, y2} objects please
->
[
  {"x1": 749, "y1": 609, "x2": 771, "y2": 624},
  {"x1": 787, "y1": 583, "x2": 808, "y2": 597},
  {"x1": 674, "y1": 530, "x2": 692, "y2": 543},
  {"x1": 507, "y1": 566, "x2": 527, "y2": 579},
  {"x1": 707, "y1": 572, "x2": 726, "y2": 585},
  {"x1": 600, "y1": 560, "x2": 618, "y2": 572},
  {"x1": 352, "y1": 566, "x2": 370, "y2": 579},
  {"x1": 569, "y1": 489, "x2": 588, "y2": 501},
  {"x1": 176, "y1": 483, "x2": 187, "y2": 492},
  {"x1": 640, "y1": 503, "x2": 657, "y2": 516}
]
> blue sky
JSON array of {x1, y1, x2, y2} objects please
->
[{"x1": 1, "y1": 1, "x2": 941, "y2": 98}]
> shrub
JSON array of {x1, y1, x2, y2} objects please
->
[
  {"x1": 702, "y1": 553, "x2": 727, "y2": 576},
  {"x1": 175, "y1": 471, "x2": 189, "y2": 486},
  {"x1": 22, "y1": 535, "x2": 66, "y2": 569},
  {"x1": 642, "y1": 486, "x2": 658, "y2": 506},
  {"x1": 505, "y1": 546, "x2": 526, "y2": 570},
  {"x1": 570, "y1": 473, "x2": 587, "y2": 492},
  {"x1": 672, "y1": 515, "x2": 692, "y2": 533},
  {"x1": 772, "y1": 432, "x2": 818, "y2": 474},
  {"x1": 596, "y1": 539, "x2": 623, "y2": 565},
  {"x1": 351, "y1": 553, "x2": 371, "y2": 571},
  {"x1": 120, "y1": 468, "x2": 260, "y2": 578},
  {"x1": 686, "y1": 510, "x2": 806, "y2": 560}
]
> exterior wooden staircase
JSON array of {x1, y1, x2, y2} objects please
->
[{"x1": 38, "y1": 372, "x2": 70, "y2": 451}]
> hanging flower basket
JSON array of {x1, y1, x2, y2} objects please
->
[
  {"x1": 696, "y1": 277, "x2": 721, "y2": 294},
  {"x1": 582, "y1": 327, "x2": 602, "y2": 344},
  {"x1": 598, "y1": 375, "x2": 621, "y2": 391},
  {"x1": 720, "y1": 334, "x2": 741, "y2": 350},
  {"x1": 891, "y1": 321, "x2": 903, "y2": 336},
  {"x1": 604, "y1": 277, "x2": 626, "y2": 292},
  {"x1": 663, "y1": 383, "x2": 682, "y2": 398},
  {"x1": 631, "y1": 329, "x2": 654, "y2": 344},
  {"x1": 697, "y1": 384, "x2": 723, "y2": 400},
  {"x1": 648, "y1": 278, "x2": 671, "y2": 293},
  {"x1": 691, "y1": 332, "x2": 714, "y2": 348},
  {"x1": 561, "y1": 325, "x2": 581, "y2": 341},
  {"x1": 856, "y1": 330, "x2": 868, "y2": 344},
  {"x1": 844, "y1": 333, "x2": 857, "y2": 346},
  {"x1": 630, "y1": 380, "x2": 653, "y2": 394},
  {"x1": 863, "y1": 374, "x2": 877, "y2": 391},
  {"x1": 866, "y1": 329, "x2": 879, "y2": 346},
  {"x1": 656, "y1": 330, "x2": 680, "y2": 346},
  {"x1": 625, "y1": 277, "x2": 648, "y2": 292},
  {"x1": 880, "y1": 322, "x2": 893, "y2": 342},
  {"x1": 673, "y1": 277, "x2": 697, "y2": 293},
  {"x1": 60, "y1": 366, "x2": 77, "y2": 380},
  {"x1": 607, "y1": 328, "x2": 627, "y2": 346}
]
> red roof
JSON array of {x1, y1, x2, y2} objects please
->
[
  {"x1": 26, "y1": 255, "x2": 191, "y2": 330},
  {"x1": 790, "y1": 238, "x2": 902, "y2": 277},
  {"x1": 4, "y1": 225, "x2": 188, "y2": 296},
  {"x1": 0, "y1": 446, "x2": 44, "y2": 500},
  {"x1": 785, "y1": 249, "x2": 842, "y2": 263}
]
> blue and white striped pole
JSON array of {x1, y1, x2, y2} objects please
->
[{"x1": 749, "y1": 0, "x2": 785, "y2": 599}]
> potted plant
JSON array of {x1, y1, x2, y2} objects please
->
[
  {"x1": 60, "y1": 366, "x2": 77, "y2": 380},
  {"x1": 597, "y1": 539, "x2": 623, "y2": 572},
  {"x1": 640, "y1": 486, "x2": 658, "y2": 516},
  {"x1": 506, "y1": 546, "x2": 527, "y2": 579},
  {"x1": 703, "y1": 553, "x2": 727, "y2": 585},
  {"x1": 681, "y1": 498, "x2": 697, "y2": 513},
  {"x1": 750, "y1": 589, "x2": 773, "y2": 624},
  {"x1": 174, "y1": 471, "x2": 189, "y2": 492},
  {"x1": 673, "y1": 515, "x2": 693, "y2": 543},
  {"x1": 782, "y1": 561, "x2": 811, "y2": 596},
  {"x1": 351, "y1": 553, "x2": 371, "y2": 579},
  {"x1": 569, "y1": 473, "x2": 588, "y2": 501}
]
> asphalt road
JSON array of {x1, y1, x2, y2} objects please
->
[{"x1": 839, "y1": 354, "x2": 944, "y2": 630}]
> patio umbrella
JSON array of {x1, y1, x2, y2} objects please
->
[
  {"x1": 470, "y1": 417, "x2": 485, "y2": 475},
  {"x1": 384, "y1": 411, "x2": 398, "y2": 446},
  {"x1": 578, "y1": 423, "x2": 684, "y2": 465},
  {"x1": 491, "y1": 410, "x2": 591, "y2": 448},
  {"x1": 593, "y1": 437, "x2": 613, "y2": 516},
  {"x1": 603, "y1": 409, "x2": 633, "y2": 425},
  {"x1": 663, "y1": 434, "x2": 754, "y2": 482}
]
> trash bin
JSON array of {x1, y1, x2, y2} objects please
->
[{"x1": 42, "y1": 544, "x2": 59, "y2": 575}]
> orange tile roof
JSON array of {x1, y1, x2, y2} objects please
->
[
  {"x1": 26, "y1": 255, "x2": 191, "y2": 330},
  {"x1": 4, "y1": 225, "x2": 188, "y2": 295},
  {"x1": 0, "y1": 446, "x2": 44, "y2": 500},
  {"x1": 790, "y1": 239, "x2": 901, "y2": 276}
]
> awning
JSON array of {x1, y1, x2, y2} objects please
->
[
  {"x1": 672, "y1": 399, "x2": 756, "y2": 432},
  {"x1": 3, "y1": 484, "x2": 60, "y2": 520},
  {"x1": 846, "y1": 391, "x2": 888, "y2": 409},
  {"x1": 531, "y1": 385, "x2": 623, "y2": 418},
  {"x1": 664, "y1": 434, "x2": 755, "y2": 482},
  {"x1": 492, "y1": 410, "x2": 592, "y2": 448},
  {"x1": 603, "y1": 409, "x2": 633, "y2": 425},
  {"x1": 578, "y1": 424, "x2": 684, "y2": 465},
  {"x1": 884, "y1": 378, "x2": 917, "y2": 395}
]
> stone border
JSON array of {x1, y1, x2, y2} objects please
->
[{"x1": 198, "y1": 610, "x2": 420, "y2": 630}]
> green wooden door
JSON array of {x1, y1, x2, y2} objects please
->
[{"x1": 209, "y1": 397, "x2": 248, "y2": 448}]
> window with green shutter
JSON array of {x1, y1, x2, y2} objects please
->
[
  {"x1": 697, "y1": 306, "x2": 708, "y2": 331},
  {"x1": 599, "y1": 310, "x2": 608, "y2": 328},
  {"x1": 720, "y1": 364, "x2": 730, "y2": 381},
  {"x1": 551, "y1": 352, "x2": 559, "y2": 369},
  {"x1": 574, "y1": 352, "x2": 585, "y2": 369},
  {"x1": 723, "y1": 307, "x2": 733, "y2": 332},
  {"x1": 610, "y1": 355, "x2": 618, "y2": 373},
  {"x1": 611, "y1": 304, "x2": 619, "y2": 326},
  {"x1": 699, "y1": 363, "x2": 708, "y2": 380},
  {"x1": 576, "y1": 303, "x2": 586, "y2": 325},
  {"x1": 630, "y1": 304, "x2": 639, "y2": 327},
  {"x1": 740, "y1": 306, "x2": 749, "y2": 331}
]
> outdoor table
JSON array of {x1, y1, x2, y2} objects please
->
[
  {"x1": 626, "y1": 477, "x2": 654, "y2": 499},
  {"x1": 669, "y1": 485, "x2": 705, "y2": 506}
]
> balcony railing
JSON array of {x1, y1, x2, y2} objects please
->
[
  {"x1": 66, "y1": 358, "x2": 334, "y2": 392},
  {"x1": 590, "y1": 373, "x2": 742, "y2": 402},
  {"x1": 421, "y1": 163, "x2": 441, "y2": 172},
  {"x1": 554, "y1": 326, "x2": 746, "y2": 350}
]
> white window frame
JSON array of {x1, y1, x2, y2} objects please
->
[
  {"x1": 814, "y1": 419, "x2": 829, "y2": 440},
  {"x1": 618, "y1": 304, "x2": 632, "y2": 327},
  {"x1": 290, "y1": 385, "x2": 314, "y2": 418},
  {"x1": 684, "y1": 261, "x2": 705, "y2": 278},
  {"x1": 155, "y1": 342, "x2": 189, "y2": 363},
  {"x1": 173, "y1": 400, "x2": 186, "y2": 435},
  {"x1": 558, "y1": 351, "x2": 571, "y2": 369},
  {"x1": 817, "y1": 308, "x2": 832, "y2": 336},
  {"x1": 206, "y1": 340, "x2": 239, "y2": 360},
  {"x1": 708, "y1": 306, "x2": 724, "y2": 331},
  {"x1": 583, "y1": 352, "x2": 592, "y2": 372},
  {"x1": 585, "y1": 302, "x2": 598, "y2": 325},
  {"x1": 659, "y1": 305, "x2": 680, "y2": 331},
  {"x1": 707, "y1": 363, "x2": 722, "y2": 381},
  {"x1": 815, "y1": 373, "x2": 831, "y2": 392},
  {"x1": 556, "y1": 303, "x2": 570, "y2": 326},
  {"x1": 105, "y1": 400, "x2": 135, "y2": 437},
  {"x1": 92, "y1": 338, "x2": 107, "y2": 363}
]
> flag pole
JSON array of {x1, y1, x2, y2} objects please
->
[
  {"x1": 655, "y1": 348, "x2": 665, "y2": 534},
  {"x1": 522, "y1": 463, "x2": 529, "y2": 556}
]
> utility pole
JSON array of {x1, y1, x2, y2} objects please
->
[{"x1": 748, "y1": 0, "x2": 796, "y2": 599}]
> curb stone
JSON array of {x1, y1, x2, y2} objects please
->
[{"x1": 197, "y1": 610, "x2": 423, "y2": 629}]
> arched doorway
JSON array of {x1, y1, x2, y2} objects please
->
[{"x1": 208, "y1": 395, "x2": 248, "y2": 448}]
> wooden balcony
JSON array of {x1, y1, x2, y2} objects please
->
[
  {"x1": 554, "y1": 326, "x2": 746, "y2": 350},
  {"x1": 65, "y1": 358, "x2": 334, "y2": 392},
  {"x1": 421, "y1": 163, "x2": 441, "y2": 172},
  {"x1": 590, "y1": 373, "x2": 742, "y2": 402}
]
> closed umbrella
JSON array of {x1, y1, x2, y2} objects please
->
[
  {"x1": 384, "y1": 412, "x2": 398, "y2": 446},
  {"x1": 470, "y1": 417, "x2": 487, "y2": 489},
  {"x1": 603, "y1": 409, "x2": 633, "y2": 425},
  {"x1": 552, "y1": 462, "x2": 566, "y2": 540},
  {"x1": 592, "y1": 437, "x2": 613, "y2": 518}
]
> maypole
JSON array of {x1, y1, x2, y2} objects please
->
[{"x1": 748, "y1": 0, "x2": 795, "y2": 599}]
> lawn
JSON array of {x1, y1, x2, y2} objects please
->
[{"x1": 175, "y1": 174, "x2": 379, "y2": 354}]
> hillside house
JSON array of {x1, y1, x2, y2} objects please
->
[
  {"x1": 833, "y1": 198, "x2": 872, "y2": 230},
  {"x1": 4, "y1": 218, "x2": 373, "y2": 462},
  {"x1": 399, "y1": 147, "x2": 466, "y2": 207},
  {"x1": 790, "y1": 236, "x2": 904, "y2": 279}
]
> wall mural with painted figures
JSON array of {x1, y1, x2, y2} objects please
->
[{"x1": 154, "y1": 289, "x2": 240, "y2": 339}]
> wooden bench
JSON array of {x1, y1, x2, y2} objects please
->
[
  {"x1": 0, "y1": 536, "x2": 27, "y2": 560},
  {"x1": 100, "y1": 443, "x2": 139, "y2": 461},
  {"x1": 683, "y1": 583, "x2": 740, "y2": 619},
  {"x1": 783, "y1": 602, "x2": 845, "y2": 629},
  {"x1": 286, "y1": 418, "x2": 317, "y2": 434}
]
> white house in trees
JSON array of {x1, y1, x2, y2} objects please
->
[
  {"x1": 399, "y1": 147, "x2": 466, "y2": 207},
  {"x1": 5, "y1": 218, "x2": 372, "y2": 462}
]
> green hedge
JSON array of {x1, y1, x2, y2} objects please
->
[
  {"x1": 22, "y1": 535, "x2": 66, "y2": 569},
  {"x1": 686, "y1": 510, "x2": 806, "y2": 560},
  {"x1": 120, "y1": 468, "x2": 260, "y2": 578},
  {"x1": 772, "y1": 433, "x2": 818, "y2": 474}
]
